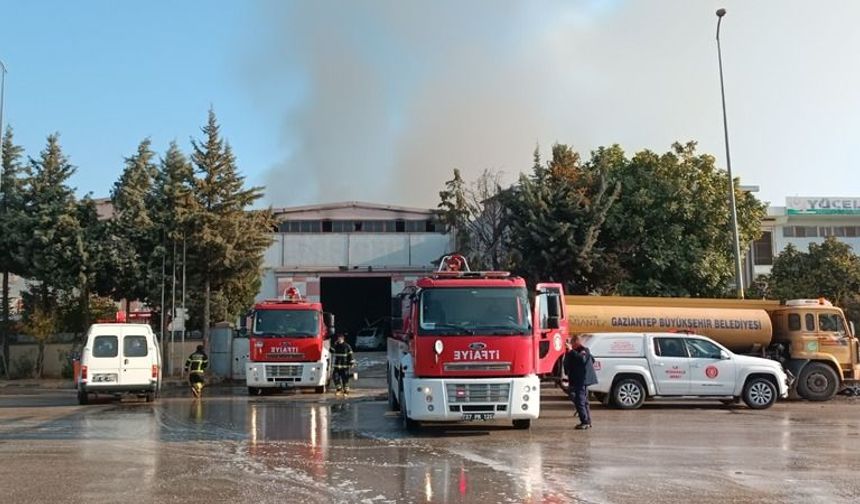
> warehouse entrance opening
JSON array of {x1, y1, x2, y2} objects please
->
[{"x1": 320, "y1": 276, "x2": 391, "y2": 349}]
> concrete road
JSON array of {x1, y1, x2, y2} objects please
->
[{"x1": 1, "y1": 367, "x2": 859, "y2": 503}]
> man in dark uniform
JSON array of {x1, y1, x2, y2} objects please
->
[
  {"x1": 564, "y1": 335, "x2": 599, "y2": 430},
  {"x1": 185, "y1": 345, "x2": 209, "y2": 398},
  {"x1": 332, "y1": 333, "x2": 356, "y2": 396}
]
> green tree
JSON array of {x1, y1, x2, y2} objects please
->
[
  {"x1": 109, "y1": 139, "x2": 159, "y2": 309},
  {"x1": 766, "y1": 239, "x2": 860, "y2": 320},
  {"x1": 0, "y1": 127, "x2": 28, "y2": 376},
  {"x1": 505, "y1": 143, "x2": 621, "y2": 293},
  {"x1": 600, "y1": 141, "x2": 765, "y2": 297},
  {"x1": 188, "y1": 110, "x2": 272, "y2": 341},
  {"x1": 23, "y1": 303, "x2": 58, "y2": 378},
  {"x1": 24, "y1": 134, "x2": 86, "y2": 307}
]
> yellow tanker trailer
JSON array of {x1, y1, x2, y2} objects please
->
[{"x1": 565, "y1": 296, "x2": 860, "y2": 401}]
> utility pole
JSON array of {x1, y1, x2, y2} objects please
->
[{"x1": 716, "y1": 8, "x2": 745, "y2": 299}]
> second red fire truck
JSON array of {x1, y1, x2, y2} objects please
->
[
  {"x1": 245, "y1": 288, "x2": 336, "y2": 395},
  {"x1": 387, "y1": 255, "x2": 568, "y2": 430}
]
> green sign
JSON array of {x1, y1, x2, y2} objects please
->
[{"x1": 786, "y1": 197, "x2": 860, "y2": 215}]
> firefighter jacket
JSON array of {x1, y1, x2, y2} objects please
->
[
  {"x1": 332, "y1": 341, "x2": 355, "y2": 370},
  {"x1": 185, "y1": 351, "x2": 209, "y2": 375}
]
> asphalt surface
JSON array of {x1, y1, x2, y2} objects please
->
[{"x1": 1, "y1": 353, "x2": 859, "y2": 504}]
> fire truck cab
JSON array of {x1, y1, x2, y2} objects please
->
[
  {"x1": 245, "y1": 288, "x2": 335, "y2": 395},
  {"x1": 387, "y1": 255, "x2": 567, "y2": 430}
]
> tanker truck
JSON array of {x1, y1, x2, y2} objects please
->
[{"x1": 564, "y1": 296, "x2": 860, "y2": 401}]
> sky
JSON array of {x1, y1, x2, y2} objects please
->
[{"x1": 1, "y1": 0, "x2": 858, "y2": 209}]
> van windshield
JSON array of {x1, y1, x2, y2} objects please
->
[
  {"x1": 253, "y1": 310, "x2": 319, "y2": 338},
  {"x1": 418, "y1": 287, "x2": 532, "y2": 336}
]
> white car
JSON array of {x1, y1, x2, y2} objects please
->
[
  {"x1": 76, "y1": 323, "x2": 162, "y2": 404},
  {"x1": 355, "y1": 327, "x2": 385, "y2": 350},
  {"x1": 580, "y1": 332, "x2": 790, "y2": 410}
]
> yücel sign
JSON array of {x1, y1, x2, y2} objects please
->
[{"x1": 786, "y1": 197, "x2": 860, "y2": 215}]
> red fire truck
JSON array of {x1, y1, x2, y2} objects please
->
[
  {"x1": 245, "y1": 288, "x2": 336, "y2": 395},
  {"x1": 387, "y1": 255, "x2": 568, "y2": 430}
]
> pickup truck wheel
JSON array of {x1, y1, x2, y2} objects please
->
[
  {"x1": 796, "y1": 362, "x2": 839, "y2": 401},
  {"x1": 612, "y1": 378, "x2": 645, "y2": 409},
  {"x1": 77, "y1": 390, "x2": 89, "y2": 405},
  {"x1": 512, "y1": 419, "x2": 531, "y2": 430},
  {"x1": 743, "y1": 377, "x2": 777, "y2": 409}
]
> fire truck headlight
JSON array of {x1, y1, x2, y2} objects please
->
[
  {"x1": 425, "y1": 394, "x2": 433, "y2": 403},
  {"x1": 521, "y1": 404, "x2": 529, "y2": 411},
  {"x1": 522, "y1": 394, "x2": 530, "y2": 402},
  {"x1": 434, "y1": 339, "x2": 444, "y2": 355},
  {"x1": 523, "y1": 385, "x2": 531, "y2": 393},
  {"x1": 427, "y1": 404, "x2": 435, "y2": 412}
]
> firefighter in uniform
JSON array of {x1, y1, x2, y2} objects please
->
[
  {"x1": 332, "y1": 333, "x2": 356, "y2": 395},
  {"x1": 185, "y1": 344, "x2": 209, "y2": 398}
]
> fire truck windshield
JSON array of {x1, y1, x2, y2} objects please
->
[
  {"x1": 418, "y1": 287, "x2": 532, "y2": 336},
  {"x1": 253, "y1": 310, "x2": 319, "y2": 338}
]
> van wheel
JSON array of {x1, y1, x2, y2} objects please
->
[
  {"x1": 612, "y1": 378, "x2": 646, "y2": 409},
  {"x1": 796, "y1": 362, "x2": 839, "y2": 401},
  {"x1": 145, "y1": 392, "x2": 155, "y2": 403},
  {"x1": 743, "y1": 377, "x2": 777, "y2": 409},
  {"x1": 77, "y1": 391, "x2": 89, "y2": 405},
  {"x1": 512, "y1": 419, "x2": 531, "y2": 430}
]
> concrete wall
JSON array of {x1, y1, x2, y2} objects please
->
[
  {"x1": 9, "y1": 343, "x2": 74, "y2": 378},
  {"x1": 263, "y1": 233, "x2": 453, "y2": 269}
]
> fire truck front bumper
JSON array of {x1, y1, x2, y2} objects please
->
[
  {"x1": 403, "y1": 375, "x2": 540, "y2": 422},
  {"x1": 246, "y1": 362, "x2": 327, "y2": 388}
]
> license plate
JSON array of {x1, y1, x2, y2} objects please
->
[
  {"x1": 462, "y1": 413, "x2": 494, "y2": 421},
  {"x1": 92, "y1": 374, "x2": 117, "y2": 382}
]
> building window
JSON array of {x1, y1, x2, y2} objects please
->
[
  {"x1": 820, "y1": 226, "x2": 834, "y2": 237},
  {"x1": 753, "y1": 231, "x2": 773, "y2": 266},
  {"x1": 395, "y1": 219, "x2": 406, "y2": 233},
  {"x1": 425, "y1": 220, "x2": 436, "y2": 232},
  {"x1": 322, "y1": 220, "x2": 333, "y2": 233},
  {"x1": 848, "y1": 226, "x2": 859, "y2": 238},
  {"x1": 795, "y1": 226, "x2": 818, "y2": 238},
  {"x1": 783, "y1": 227, "x2": 794, "y2": 237},
  {"x1": 353, "y1": 221, "x2": 363, "y2": 232}
]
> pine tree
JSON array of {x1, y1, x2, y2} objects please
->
[
  {"x1": 109, "y1": 139, "x2": 158, "y2": 310},
  {"x1": 0, "y1": 126, "x2": 28, "y2": 376},
  {"x1": 25, "y1": 134, "x2": 85, "y2": 305},
  {"x1": 189, "y1": 109, "x2": 272, "y2": 342}
]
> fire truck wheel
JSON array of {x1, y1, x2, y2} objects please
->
[
  {"x1": 387, "y1": 376, "x2": 399, "y2": 411},
  {"x1": 314, "y1": 385, "x2": 326, "y2": 394},
  {"x1": 512, "y1": 419, "x2": 531, "y2": 430},
  {"x1": 247, "y1": 387, "x2": 261, "y2": 396},
  {"x1": 399, "y1": 382, "x2": 419, "y2": 431},
  {"x1": 77, "y1": 391, "x2": 89, "y2": 405},
  {"x1": 796, "y1": 362, "x2": 839, "y2": 401}
]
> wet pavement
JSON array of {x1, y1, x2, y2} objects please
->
[{"x1": 1, "y1": 357, "x2": 859, "y2": 503}]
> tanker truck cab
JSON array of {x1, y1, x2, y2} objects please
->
[
  {"x1": 245, "y1": 288, "x2": 335, "y2": 395},
  {"x1": 387, "y1": 255, "x2": 563, "y2": 430},
  {"x1": 582, "y1": 333, "x2": 789, "y2": 410},
  {"x1": 770, "y1": 299, "x2": 860, "y2": 400}
]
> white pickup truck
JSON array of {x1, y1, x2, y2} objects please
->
[{"x1": 581, "y1": 332, "x2": 790, "y2": 410}]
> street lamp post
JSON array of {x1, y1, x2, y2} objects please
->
[
  {"x1": 0, "y1": 59, "x2": 7, "y2": 192},
  {"x1": 716, "y1": 8, "x2": 745, "y2": 299}
]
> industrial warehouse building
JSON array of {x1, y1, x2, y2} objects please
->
[{"x1": 257, "y1": 201, "x2": 454, "y2": 342}]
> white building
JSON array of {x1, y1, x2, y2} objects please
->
[
  {"x1": 750, "y1": 196, "x2": 860, "y2": 279},
  {"x1": 259, "y1": 201, "x2": 454, "y2": 339}
]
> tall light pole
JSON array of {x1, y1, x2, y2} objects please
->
[
  {"x1": 0, "y1": 59, "x2": 7, "y2": 192},
  {"x1": 716, "y1": 8, "x2": 745, "y2": 299}
]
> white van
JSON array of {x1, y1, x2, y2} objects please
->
[{"x1": 76, "y1": 323, "x2": 162, "y2": 405}]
